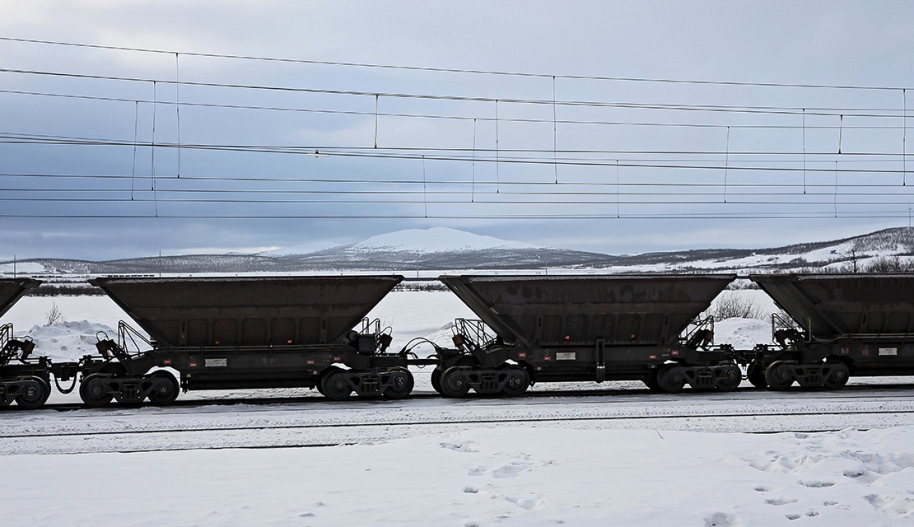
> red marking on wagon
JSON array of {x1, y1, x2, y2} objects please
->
[
  {"x1": 332, "y1": 356, "x2": 341, "y2": 362},
  {"x1": 517, "y1": 352, "x2": 527, "y2": 359},
  {"x1": 544, "y1": 355, "x2": 553, "y2": 361},
  {"x1": 162, "y1": 359, "x2": 172, "y2": 365},
  {"x1": 306, "y1": 359, "x2": 315, "y2": 365},
  {"x1": 649, "y1": 354, "x2": 657, "y2": 360},
  {"x1": 189, "y1": 362, "x2": 198, "y2": 368}
]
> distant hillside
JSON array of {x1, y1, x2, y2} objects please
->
[{"x1": 2, "y1": 227, "x2": 912, "y2": 276}]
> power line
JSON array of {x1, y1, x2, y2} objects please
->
[
  {"x1": 1, "y1": 36, "x2": 910, "y2": 92},
  {"x1": 4, "y1": 132, "x2": 914, "y2": 161},
  {"x1": 0, "y1": 68, "x2": 907, "y2": 119},
  {"x1": 1, "y1": 88, "x2": 906, "y2": 130}
]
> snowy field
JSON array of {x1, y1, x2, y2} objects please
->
[{"x1": 3, "y1": 291, "x2": 914, "y2": 525}]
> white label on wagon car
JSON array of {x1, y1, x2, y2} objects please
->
[
  {"x1": 879, "y1": 347, "x2": 898, "y2": 356},
  {"x1": 205, "y1": 358, "x2": 228, "y2": 367},
  {"x1": 556, "y1": 352, "x2": 576, "y2": 361}
]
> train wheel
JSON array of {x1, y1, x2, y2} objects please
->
[
  {"x1": 746, "y1": 363, "x2": 768, "y2": 388},
  {"x1": 440, "y1": 367, "x2": 470, "y2": 398},
  {"x1": 501, "y1": 367, "x2": 528, "y2": 397},
  {"x1": 656, "y1": 364, "x2": 686, "y2": 393},
  {"x1": 644, "y1": 370, "x2": 662, "y2": 392},
  {"x1": 716, "y1": 365, "x2": 742, "y2": 392},
  {"x1": 317, "y1": 366, "x2": 344, "y2": 397},
  {"x1": 79, "y1": 374, "x2": 113, "y2": 407},
  {"x1": 430, "y1": 368, "x2": 443, "y2": 395},
  {"x1": 147, "y1": 372, "x2": 179, "y2": 406},
  {"x1": 384, "y1": 368, "x2": 414, "y2": 399},
  {"x1": 823, "y1": 361, "x2": 849, "y2": 390},
  {"x1": 321, "y1": 370, "x2": 353, "y2": 401},
  {"x1": 765, "y1": 361, "x2": 794, "y2": 390},
  {"x1": 16, "y1": 377, "x2": 50, "y2": 410}
]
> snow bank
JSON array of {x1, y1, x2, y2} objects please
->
[
  {"x1": 2, "y1": 426, "x2": 913, "y2": 526},
  {"x1": 715, "y1": 317, "x2": 773, "y2": 349},
  {"x1": 23, "y1": 320, "x2": 119, "y2": 362}
]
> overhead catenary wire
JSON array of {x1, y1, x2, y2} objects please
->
[
  {"x1": 724, "y1": 126, "x2": 730, "y2": 203},
  {"x1": 2, "y1": 36, "x2": 911, "y2": 92},
  {"x1": 553, "y1": 75, "x2": 558, "y2": 184},
  {"x1": 7, "y1": 130, "x2": 914, "y2": 158},
  {"x1": 150, "y1": 81, "x2": 156, "y2": 194},
  {"x1": 175, "y1": 52, "x2": 181, "y2": 178},
  {"x1": 495, "y1": 99, "x2": 499, "y2": 193},
  {"x1": 1, "y1": 67, "x2": 910, "y2": 120},
  {"x1": 471, "y1": 118, "x2": 476, "y2": 203},
  {"x1": 130, "y1": 100, "x2": 138, "y2": 200},
  {"x1": 4, "y1": 86, "x2": 911, "y2": 130},
  {"x1": 3, "y1": 37, "x2": 914, "y2": 223}
]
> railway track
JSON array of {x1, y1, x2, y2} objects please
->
[{"x1": 4, "y1": 387, "x2": 914, "y2": 455}]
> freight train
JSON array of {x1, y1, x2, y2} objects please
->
[{"x1": 2, "y1": 273, "x2": 913, "y2": 409}]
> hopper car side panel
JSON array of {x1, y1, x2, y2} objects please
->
[
  {"x1": 76, "y1": 276, "x2": 413, "y2": 405},
  {"x1": 749, "y1": 274, "x2": 914, "y2": 390},
  {"x1": 89, "y1": 276, "x2": 403, "y2": 346},
  {"x1": 435, "y1": 275, "x2": 740, "y2": 396}
]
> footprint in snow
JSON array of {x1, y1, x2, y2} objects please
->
[
  {"x1": 766, "y1": 498, "x2": 799, "y2": 506},
  {"x1": 703, "y1": 512, "x2": 738, "y2": 527},
  {"x1": 492, "y1": 462, "x2": 534, "y2": 479},
  {"x1": 798, "y1": 480, "x2": 835, "y2": 488},
  {"x1": 468, "y1": 466, "x2": 487, "y2": 476},
  {"x1": 865, "y1": 493, "x2": 914, "y2": 515},
  {"x1": 505, "y1": 495, "x2": 545, "y2": 511},
  {"x1": 441, "y1": 440, "x2": 480, "y2": 453}
]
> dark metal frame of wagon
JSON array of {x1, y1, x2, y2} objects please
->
[
  {"x1": 72, "y1": 275, "x2": 419, "y2": 406},
  {"x1": 748, "y1": 274, "x2": 914, "y2": 390},
  {"x1": 433, "y1": 274, "x2": 743, "y2": 396}
]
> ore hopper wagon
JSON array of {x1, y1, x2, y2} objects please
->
[
  {"x1": 436, "y1": 274, "x2": 737, "y2": 396},
  {"x1": 750, "y1": 274, "x2": 914, "y2": 390},
  {"x1": 0, "y1": 278, "x2": 51, "y2": 409},
  {"x1": 83, "y1": 276, "x2": 408, "y2": 405}
]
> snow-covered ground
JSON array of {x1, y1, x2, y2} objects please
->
[{"x1": 3, "y1": 291, "x2": 914, "y2": 525}]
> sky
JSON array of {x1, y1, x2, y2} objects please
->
[{"x1": 2, "y1": 1, "x2": 914, "y2": 260}]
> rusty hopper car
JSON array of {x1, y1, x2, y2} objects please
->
[
  {"x1": 749, "y1": 274, "x2": 914, "y2": 390},
  {"x1": 83, "y1": 275, "x2": 407, "y2": 405},
  {"x1": 0, "y1": 278, "x2": 51, "y2": 408},
  {"x1": 435, "y1": 274, "x2": 738, "y2": 396}
]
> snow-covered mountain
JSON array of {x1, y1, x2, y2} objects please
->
[
  {"x1": 274, "y1": 227, "x2": 611, "y2": 270},
  {"x1": 348, "y1": 227, "x2": 541, "y2": 253}
]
